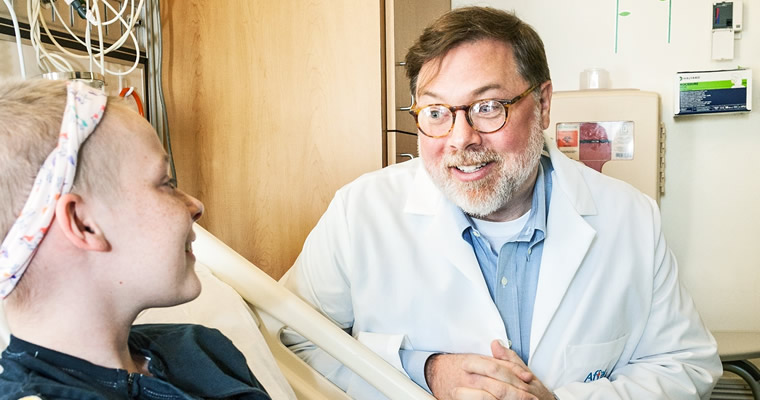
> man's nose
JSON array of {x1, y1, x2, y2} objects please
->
[{"x1": 446, "y1": 110, "x2": 482, "y2": 150}]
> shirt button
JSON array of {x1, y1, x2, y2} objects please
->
[
  {"x1": 508, "y1": 339, "x2": 512, "y2": 348},
  {"x1": 472, "y1": 230, "x2": 481, "y2": 237},
  {"x1": 527, "y1": 248, "x2": 532, "y2": 255},
  {"x1": 501, "y1": 276, "x2": 508, "y2": 286}
]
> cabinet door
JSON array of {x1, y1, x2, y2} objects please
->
[
  {"x1": 392, "y1": 131, "x2": 419, "y2": 164},
  {"x1": 162, "y1": 0, "x2": 383, "y2": 279},
  {"x1": 385, "y1": 0, "x2": 450, "y2": 165}
]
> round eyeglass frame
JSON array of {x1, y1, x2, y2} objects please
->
[{"x1": 408, "y1": 83, "x2": 539, "y2": 138}]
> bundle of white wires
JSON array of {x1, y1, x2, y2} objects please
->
[
  {"x1": 8, "y1": 0, "x2": 145, "y2": 78},
  {"x1": 3, "y1": 0, "x2": 175, "y2": 181},
  {"x1": 2, "y1": 0, "x2": 26, "y2": 78}
]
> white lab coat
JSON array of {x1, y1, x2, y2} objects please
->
[{"x1": 282, "y1": 143, "x2": 721, "y2": 399}]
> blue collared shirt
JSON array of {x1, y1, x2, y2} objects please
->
[{"x1": 400, "y1": 155, "x2": 553, "y2": 392}]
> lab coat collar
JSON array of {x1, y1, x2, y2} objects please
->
[
  {"x1": 544, "y1": 141, "x2": 597, "y2": 216},
  {"x1": 529, "y1": 141, "x2": 597, "y2": 359},
  {"x1": 404, "y1": 162, "x2": 494, "y2": 297},
  {"x1": 403, "y1": 161, "x2": 442, "y2": 216}
]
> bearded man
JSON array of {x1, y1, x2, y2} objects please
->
[{"x1": 281, "y1": 7, "x2": 721, "y2": 400}]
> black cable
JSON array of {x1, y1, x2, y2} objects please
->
[{"x1": 69, "y1": 0, "x2": 87, "y2": 19}]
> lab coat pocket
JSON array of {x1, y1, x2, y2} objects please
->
[{"x1": 562, "y1": 334, "x2": 628, "y2": 384}]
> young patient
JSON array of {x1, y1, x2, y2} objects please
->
[{"x1": 0, "y1": 79, "x2": 270, "y2": 399}]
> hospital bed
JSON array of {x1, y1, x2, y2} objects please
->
[{"x1": 0, "y1": 225, "x2": 434, "y2": 400}]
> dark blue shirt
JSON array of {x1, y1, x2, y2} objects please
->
[{"x1": 0, "y1": 324, "x2": 270, "y2": 400}]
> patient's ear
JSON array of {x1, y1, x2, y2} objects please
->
[{"x1": 54, "y1": 193, "x2": 110, "y2": 252}]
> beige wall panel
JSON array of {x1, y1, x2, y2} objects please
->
[{"x1": 162, "y1": 1, "x2": 383, "y2": 279}]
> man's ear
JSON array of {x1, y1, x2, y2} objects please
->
[
  {"x1": 538, "y1": 80, "x2": 553, "y2": 130},
  {"x1": 54, "y1": 193, "x2": 110, "y2": 252}
]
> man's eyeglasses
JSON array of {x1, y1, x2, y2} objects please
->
[{"x1": 409, "y1": 84, "x2": 539, "y2": 138}]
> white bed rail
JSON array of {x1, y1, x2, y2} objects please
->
[{"x1": 192, "y1": 224, "x2": 435, "y2": 400}]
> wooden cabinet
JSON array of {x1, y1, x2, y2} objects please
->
[
  {"x1": 385, "y1": 0, "x2": 450, "y2": 165},
  {"x1": 161, "y1": 0, "x2": 448, "y2": 279},
  {"x1": 161, "y1": 1, "x2": 383, "y2": 279}
]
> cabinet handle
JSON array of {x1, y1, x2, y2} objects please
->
[
  {"x1": 399, "y1": 153, "x2": 415, "y2": 160},
  {"x1": 396, "y1": 62, "x2": 406, "y2": 66}
]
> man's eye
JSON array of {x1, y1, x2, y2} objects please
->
[
  {"x1": 475, "y1": 102, "x2": 496, "y2": 114},
  {"x1": 166, "y1": 178, "x2": 178, "y2": 189},
  {"x1": 424, "y1": 107, "x2": 449, "y2": 123},
  {"x1": 473, "y1": 101, "x2": 505, "y2": 120}
]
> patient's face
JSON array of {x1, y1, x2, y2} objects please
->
[{"x1": 94, "y1": 106, "x2": 204, "y2": 309}]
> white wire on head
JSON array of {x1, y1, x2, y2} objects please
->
[{"x1": 27, "y1": 0, "x2": 145, "y2": 78}]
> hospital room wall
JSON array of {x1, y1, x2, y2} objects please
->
[
  {"x1": 453, "y1": 0, "x2": 759, "y2": 331},
  {"x1": 159, "y1": 1, "x2": 383, "y2": 278}
]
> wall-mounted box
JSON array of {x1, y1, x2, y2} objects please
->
[{"x1": 674, "y1": 69, "x2": 752, "y2": 116}]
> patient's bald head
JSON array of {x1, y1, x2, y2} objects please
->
[
  {"x1": 0, "y1": 80, "x2": 140, "y2": 303},
  {"x1": 0, "y1": 79, "x2": 135, "y2": 240}
]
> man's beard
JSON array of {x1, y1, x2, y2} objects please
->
[{"x1": 422, "y1": 107, "x2": 545, "y2": 219}]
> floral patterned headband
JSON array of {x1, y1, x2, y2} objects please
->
[{"x1": 0, "y1": 81, "x2": 107, "y2": 298}]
